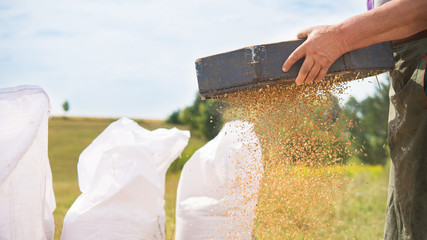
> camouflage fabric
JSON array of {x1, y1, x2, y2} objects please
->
[{"x1": 384, "y1": 38, "x2": 427, "y2": 240}]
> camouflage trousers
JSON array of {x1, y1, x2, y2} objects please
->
[{"x1": 384, "y1": 38, "x2": 427, "y2": 240}]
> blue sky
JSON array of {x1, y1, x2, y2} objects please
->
[{"x1": 0, "y1": 0, "x2": 386, "y2": 119}]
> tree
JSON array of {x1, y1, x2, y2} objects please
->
[
  {"x1": 344, "y1": 80, "x2": 390, "y2": 165},
  {"x1": 166, "y1": 93, "x2": 224, "y2": 140},
  {"x1": 166, "y1": 110, "x2": 181, "y2": 124},
  {"x1": 195, "y1": 99, "x2": 223, "y2": 140},
  {"x1": 62, "y1": 101, "x2": 70, "y2": 115}
]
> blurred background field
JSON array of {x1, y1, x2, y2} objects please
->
[{"x1": 49, "y1": 116, "x2": 389, "y2": 240}]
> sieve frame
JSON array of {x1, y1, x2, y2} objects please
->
[{"x1": 196, "y1": 40, "x2": 394, "y2": 99}]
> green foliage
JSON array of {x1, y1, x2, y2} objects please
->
[
  {"x1": 62, "y1": 101, "x2": 70, "y2": 113},
  {"x1": 195, "y1": 99, "x2": 223, "y2": 140},
  {"x1": 166, "y1": 110, "x2": 181, "y2": 124},
  {"x1": 344, "y1": 80, "x2": 390, "y2": 165},
  {"x1": 167, "y1": 93, "x2": 224, "y2": 140}
]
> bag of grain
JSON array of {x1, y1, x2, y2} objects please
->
[
  {"x1": 61, "y1": 117, "x2": 190, "y2": 240},
  {"x1": 175, "y1": 121, "x2": 263, "y2": 240},
  {"x1": 0, "y1": 85, "x2": 55, "y2": 240}
]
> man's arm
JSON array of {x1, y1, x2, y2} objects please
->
[{"x1": 282, "y1": 0, "x2": 427, "y2": 85}]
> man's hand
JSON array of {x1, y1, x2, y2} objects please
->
[
  {"x1": 282, "y1": 25, "x2": 348, "y2": 85},
  {"x1": 282, "y1": 0, "x2": 427, "y2": 85}
]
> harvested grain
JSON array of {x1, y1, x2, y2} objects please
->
[{"x1": 216, "y1": 79, "x2": 353, "y2": 239}]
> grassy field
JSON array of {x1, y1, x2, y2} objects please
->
[
  {"x1": 48, "y1": 117, "x2": 389, "y2": 239},
  {"x1": 331, "y1": 164, "x2": 389, "y2": 239}
]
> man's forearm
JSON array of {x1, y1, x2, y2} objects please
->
[
  {"x1": 337, "y1": 0, "x2": 427, "y2": 52},
  {"x1": 282, "y1": 0, "x2": 427, "y2": 85}
]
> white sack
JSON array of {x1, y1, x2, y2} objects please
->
[
  {"x1": 175, "y1": 121, "x2": 263, "y2": 240},
  {"x1": 61, "y1": 117, "x2": 190, "y2": 240},
  {"x1": 0, "y1": 85, "x2": 56, "y2": 240}
]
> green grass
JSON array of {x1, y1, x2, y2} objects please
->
[
  {"x1": 49, "y1": 117, "x2": 389, "y2": 240},
  {"x1": 331, "y1": 164, "x2": 389, "y2": 239},
  {"x1": 164, "y1": 171, "x2": 181, "y2": 240}
]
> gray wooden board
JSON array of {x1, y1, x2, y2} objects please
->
[{"x1": 195, "y1": 40, "x2": 394, "y2": 99}]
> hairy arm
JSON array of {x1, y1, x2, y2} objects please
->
[
  {"x1": 283, "y1": 0, "x2": 427, "y2": 85},
  {"x1": 340, "y1": 0, "x2": 427, "y2": 51}
]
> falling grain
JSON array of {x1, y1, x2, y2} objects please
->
[{"x1": 216, "y1": 79, "x2": 354, "y2": 239}]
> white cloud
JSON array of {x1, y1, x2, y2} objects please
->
[{"x1": 0, "y1": 0, "x2": 370, "y2": 119}]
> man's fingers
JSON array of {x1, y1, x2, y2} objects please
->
[
  {"x1": 282, "y1": 44, "x2": 306, "y2": 72},
  {"x1": 304, "y1": 64, "x2": 321, "y2": 84},
  {"x1": 295, "y1": 57, "x2": 314, "y2": 85},
  {"x1": 314, "y1": 68, "x2": 328, "y2": 83}
]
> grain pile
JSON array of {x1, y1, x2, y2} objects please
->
[{"x1": 218, "y1": 80, "x2": 353, "y2": 239}]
